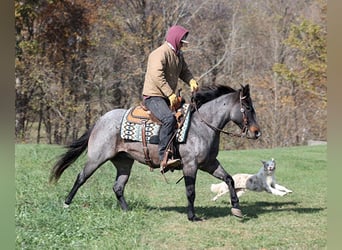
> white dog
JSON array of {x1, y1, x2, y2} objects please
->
[{"x1": 211, "y1": 158, "x2": 292, "y2": 201}]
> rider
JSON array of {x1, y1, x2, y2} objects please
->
[{"x1": 142, "y1": 25, "x2": 198, "y2": 173}]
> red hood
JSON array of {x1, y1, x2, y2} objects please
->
[{"x1": 165, "y1": 25, "x2": 189, "y2": 54}]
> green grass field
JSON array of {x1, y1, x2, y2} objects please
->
[{"x1": 15, "y1": 144, "x2": 327, "y2": 249}]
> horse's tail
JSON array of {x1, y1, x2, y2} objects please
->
[{"x1": 49, "y1": 127, "x2": 93, "y2": 184}]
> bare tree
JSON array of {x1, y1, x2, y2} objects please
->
[{"x1": 15, "y1": 0, "x2": 327, "y2": 148}]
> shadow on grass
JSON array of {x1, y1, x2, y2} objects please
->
[
  {"x1": 240, "y1": 201, "x2": 326, "y2": 221},
  {"x1": 122, "y1": 200, "x2": 326, "y2": 222}
]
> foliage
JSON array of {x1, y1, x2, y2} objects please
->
[
  {"x1": 15, "y1": 0, "x2": 327, "y2": 148},
  {"x1": 273, "y1": 19, "x2": 327, "y2": 102},
  {"x1": 271, "y1": 6, "x2": 327, "y2": 146},
  {"x1": 15, "y1": 144, "x2": 327, "y2": 249}
]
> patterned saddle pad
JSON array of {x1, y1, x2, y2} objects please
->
[{"x1": 120, "y1": 103, "x2": 191, "y2": 144}]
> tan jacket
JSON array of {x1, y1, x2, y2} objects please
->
[{"x1": 142, "y1": 42, "x2": 193, "y2": 98}]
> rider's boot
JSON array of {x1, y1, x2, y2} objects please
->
[
  {"x1": 160, "y1": 148, "x2": 181, "y2": 173},
  {"x1": 160, "y1": 158, "x2": 181, "y2": 174}
]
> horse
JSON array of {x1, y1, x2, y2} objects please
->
[{"x1": 50, "y1": 84, "x2": 261, "y2": 221}]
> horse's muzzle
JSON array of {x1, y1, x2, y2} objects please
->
[
  {"x1": 255, "y1": 130, "x2": 262, "y2": 139},
  {"x1": 247, "y1": 125, "x2": 261, "y2": 139}
]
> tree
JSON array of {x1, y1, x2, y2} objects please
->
[
  {"x1": 15, "y1": 0, "x2": 327, "y2": 148},
  {"x1": 15, "y1": 0, "x2": 92, "y2": 143},
  {"x1": 273, "y1": 9, "x2": 327, "y2": 144},
  {"x1": 15, "y1": 0, "x2": 42, "y2": 141}
]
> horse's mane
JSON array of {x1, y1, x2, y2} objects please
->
[{"x1": 192, "y1": 85, "x2": 237, "y2": 108}]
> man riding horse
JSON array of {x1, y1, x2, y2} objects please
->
[
  {"x1": 49, "y1": 25, "x2": 261, "y2": 221},
  {"x1": 142, "y1": 25, "x2": 198, "y2": 174}
]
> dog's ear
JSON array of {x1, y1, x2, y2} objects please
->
[
  {"x1": 271, "y1": 158, "x2": 275, "y2": 162},
  {"x1": 261, "y1": 160, "x2": 267, "y2": 169}
]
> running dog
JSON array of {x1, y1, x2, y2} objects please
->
[{"x1": 211, "y1": 158, "x2": 292, "y2": 201}]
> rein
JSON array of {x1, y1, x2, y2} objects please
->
[{"x1": 191, "y1": 91, "x2": 251, "y2": 139}]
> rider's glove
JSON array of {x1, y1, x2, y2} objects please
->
[
  {"x1": 168, "y1": 93, "x2": 179, "y2": 109},
  {"x1": 189, "y1": 79, "x2": 198, "y2": 92}
]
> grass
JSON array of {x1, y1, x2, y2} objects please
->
[{"x1": 15, "y1": 144, "x2": 327, "y2": 249}]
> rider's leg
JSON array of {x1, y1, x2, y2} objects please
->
[{"x1": 144, "y1": 96, "x2": 180, "y2": 171}]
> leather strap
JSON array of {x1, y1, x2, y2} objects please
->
[{"x1": 141, "y1": 120, "x2": 154, "y2": 171}]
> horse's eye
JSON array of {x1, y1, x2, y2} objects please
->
[{"x1": 245, "y1": 105, "x2": 252, "y2": 111}]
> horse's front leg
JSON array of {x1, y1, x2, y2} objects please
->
[
  {"x1": 183, "y1": 166, "x2": 202, "y2": 221},
  {"x1": 206, "y1": 159, "x2": 243, "y2": 218}
]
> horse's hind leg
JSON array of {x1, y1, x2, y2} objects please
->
[
  {"x1": 111, "y1": 155, "x2": 134, "y2": 211},
  {"x1": 64, "y1": 159, "x2": 104, "y2": 207}
]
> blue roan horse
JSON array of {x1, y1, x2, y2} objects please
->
[{"x1": 50, "y1": 84, "x2": 261, "y2": 221}]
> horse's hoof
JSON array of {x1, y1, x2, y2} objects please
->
[
  {"x1": 63, "y1": 203, "x2": 70, "y2": 208},
  {"x1": 231, "y1": 208, "x2": 243, "y2": 218},
  {"x1": 189, "y1": 216, "x2": 204, "y2": 222}
]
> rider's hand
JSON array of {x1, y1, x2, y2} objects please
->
[
  {"x1": 189, "y1": 79, "x2": 198, "y2": 92},
  {"x1": 168, "y1": 93, "x2": 179, "y2": 109}
]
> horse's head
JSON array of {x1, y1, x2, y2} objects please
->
[{"x1": 231, "y1": 84, "x2": 261, "y2": 139}]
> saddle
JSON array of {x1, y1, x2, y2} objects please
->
[
  {"x1": 120, "y1": 103, "x2": 191, "y2": 169},
  {"x1": 126, "y1": 104, "x2": 184, "y2": 128},
  {"x1": 126, "y1": 104, "x2": 161, "y2": 125}
]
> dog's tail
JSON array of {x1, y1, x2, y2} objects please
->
[
  {"x1": 210, "y1": 184, "x2": 217, "y2": 193},
  {"x1": 210, "y1": 182, "x2": 228, "y2": 193},
  {"x1": 210, "y1": 183, "x2": 224, "y2": 193}
]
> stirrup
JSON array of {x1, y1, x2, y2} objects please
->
[{"x1": 160, "y1": 159, "x2": 181, "y2": 174}]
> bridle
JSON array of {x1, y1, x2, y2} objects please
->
[{"x1": 191, "y1": 90, "x2": 251, "y2": 139}]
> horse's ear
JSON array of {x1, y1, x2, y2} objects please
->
[{"x1": 243, "y1": 84, "x2": 250, "y2": 97}]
